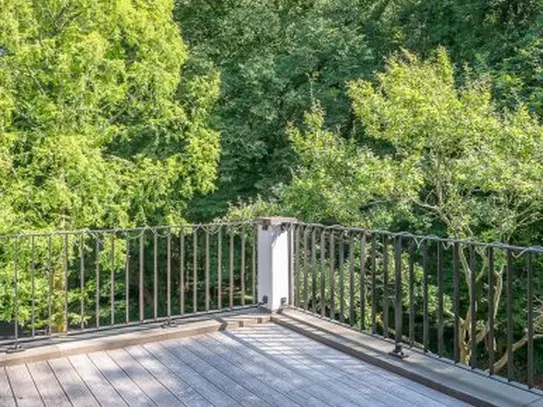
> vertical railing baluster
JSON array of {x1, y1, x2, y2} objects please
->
[
  {"x1": 13, "y1": 238, "x2": 19, "y2": 350},
  {"x1": 139, "y1": 232, "x2": 144, "y2": 322},
  {"x1": 111, "y1": 234, "x2": 115, "y2": 326},
  {"x1": 229, "y1": 230, "x2": 234, "y2": 310},
  {"x1": 320, "y1": 229, "x2": 326, "y2": 317},
  {"x1": 96, "y1": 236, "x2": 101, "y2": 328},
  {"x1": 288, "y1": 224, "x2": 293, "y2": 306},
  {"x1": 371, "y1": 234, "x2": 377, "y2": 334},
  {"x1": 218, "y1": 227, "x2": 222, "y2": 309},
  {"x1": 470, "y1": 245, "x2": 476, "y2": 369},
  {"x1": 48, "y1": 236, "x2": 52, "y2": 336},
  {"x1": 153, "y1": 230, "x2": 158, "y2": 320},
  {"x1": 359, "y1": 233, "x2": 366, "y2": 331},
  {"x1": 391, "y1": 235, "x2": 405, "y2": 358},
  {"x1": 408, "y1": 241, "x2": 415, "y2": 347},
  {"x1": 295, "y1": 225, "x2": 301, "y2": 308},
  {"x1": 506, "y1": 249, "x2": 513, "y2": 380},
  {"x1": 180, "y1": 228, "x2": 185, "y2": 316},
  {"x1": 339, "y1": 231, "x2": 344, "y2": 323},
  {"x1": 303, "y1": 227, "x2": 309, "y2": 311},
  {"x1": 423, "y1": 240, "x2": 429, "y2": 351},
  {"x1": 193, "y1": 227, "x2": 198, "y2": 313},
  {"x1": 527, "y1": 252, "x2": 534, "y2": 388},
  {"x1": 438, "y1": 241, "x2": 444, "y2": 357},
  {"x1": 383, "y1": 235, "x2": 389, "y2": 338},
  {"x1": 80, "y1": 235, "x2": 85, "y2": 330},
  {"x1": 349, "y1": 232, "x2": 355, "y2": 326},
  {"x1": 31, "y1": 236, "x2": 36, "y2": 337},
  {"x1": 206, "y1": 228, "x2": 210, "y2": 311},
  {"x1": 241, "y1": 232, "x2": 246, "y2": 306},
  {"x1": 488, "y1": 247, "x2": 495, "y2": 375},
  {"x1": 125, "y1": 234, "x2": 129, "y2": 324},
  {"x1": 312, "y1": 227, "x2": 317, "y2": 314},
  {"x1": 167, "y1": 231, "x2": 172, "y2": 321},
  {"x1": 330, "y1": 230, "x2": 335, "y2": 319},
  {"x1": 64, "y1": 234, "x2": 69, "y2": 333},
  {"x1": 453, "y1": 243, "x2": 460, "y2": 362},
  {"x1": 252, "y1": 225, "x2": 257, "y2": 304}
]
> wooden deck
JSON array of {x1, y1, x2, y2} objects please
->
[{"x1": 0, "y1": 323, "x2": 472, "y2": 407}]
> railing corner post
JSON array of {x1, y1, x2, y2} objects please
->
[{"x1": 257, "y1": 217, "x2": 296, "y2": 311}]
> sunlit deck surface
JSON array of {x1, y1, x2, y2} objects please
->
[{"x1": 0, "y1": 322, "x2": 471, "y2": 407}]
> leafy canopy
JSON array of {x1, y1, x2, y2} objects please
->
[
  {"x1": 262, "y1": 48, "x2": 543, "y2": 244},
  {"x1": 0, "y1": 0, "x2": 220, "y2": 233},
  {"x1": 176, "y1": 0, "x2": 373, "y2": 219},
  {"x1": 349, "y1": 48, "x2": 543, "y2": 241}
]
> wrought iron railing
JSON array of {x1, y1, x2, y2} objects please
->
[
  {"x1": 0, "y1": 222, "x2": 258, "y2": 350},
  {"x1": 286, "y1": 221, "x2": 543, "y2": 392},
  {"x1": 2, "y1": 218, "x2": 542, "y2": 393}
]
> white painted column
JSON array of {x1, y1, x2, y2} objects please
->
[{"x1": 257, "y1": 217, "x2": 296, "y2": 311}]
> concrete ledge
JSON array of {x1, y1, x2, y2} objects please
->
[
  {"x1": 0, "y1": 311, "x2": 271, "y2": 367},
  {"x1": 272, "y1": 308, "x2": 542, "y2": 407}
]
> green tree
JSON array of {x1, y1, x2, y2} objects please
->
[
  {"x1": 179, "y1": 0, "x2": 543, "y2": 221},
  {"x1": 175, "y1": 0, "x2": 374, "y2": 219},
  {"x1": 0, "y1": 0, "x2": 220, "y2": 330},
  {"x1": 366, "y1": 0, "x2": 543, "y2": 116},
  {"x1": 0, "y1": 0, "x2": 220, "y2": 233}
]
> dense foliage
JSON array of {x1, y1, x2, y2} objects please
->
[
  {"x1": 176, "y1": 0, "x2": 376, "y2": 219},
  {"x1": 0, "y1": 0, "x2": 220, "y2": 233},
  {"x1": 177, "y1": 0, "x2": 543, "y2": 220}
]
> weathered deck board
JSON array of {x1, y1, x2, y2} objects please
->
[
  {"x1": 254, "y1": 324, "x2": 472, "y2": 407},
  {"x1": 107, "y1": 348, "x2": 184, "y2": 407},
  {"x1": 69, "y1": 354, "x2": 128, "y2": 407},
  {"x1": 0, "y1": 367, "x2": 17, "y2": 407},
  {"x1": 179, "y1": 337, "x2": 301, "y2": 407},
  {"x1": 88, "y1": 351, "x2": 156, "y2": 407},
  {"x1": 160, "y1": 339, "x2": 271, "y2": 407},
  {"x1": 144, "y1": 342, "x2": 242, "y2": 407},
  {"x1": 234, "y1": 325, "x2": 472, "y2": 407},
  {"x1": 211, "y1": 331, "x2": 374, "y2": 407},
  {"x1": 6, "y1": 364, "x2": 44, "y2": 407},
  {"x1": 236, "y1": 326, "x2": 445, "y2": 407},
  {"x1": 27, "y1": 361, "x2": 71, "y2": 407},
  {"x1": 198, "y1": 333, "x2": 347, "y2": 407},
  {"x1": 48, "y1": 357, "x2": 99, "y2": 407},
  {"x1": 0, "y1": 323, "x2": 474, "y2": 407},
  {"x1": 229, "y1": 329, "x2": 394, "y2": 407},
  {"x1": 124, "y1": 345, "x2": 213, "y2": 407}
]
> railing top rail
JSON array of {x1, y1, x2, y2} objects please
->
[
  {"x1": 287, "y1": 220, "x2": 543, "y2": 255},
  {"x1": 0, "y1": 220, "x2": 259, "y2": 240},
  {"x1": 2, "y1": 217, "x2": 542, "y2": 254}
]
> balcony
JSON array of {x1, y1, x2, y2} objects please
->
[{"x1": 0, "y1": 218, "x2": 542, "y2": 407}]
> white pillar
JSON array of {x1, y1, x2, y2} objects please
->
[{"x1": 257, "y1": 217, "x2": 296, "y2": 311}]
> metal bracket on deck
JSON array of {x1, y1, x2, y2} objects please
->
[
  {"x1": 5, "y1": 343, "x2": 25, "y2": 354},
  {"x1": 161, "y1": 318, "x2": 178, "y2": 329},
  {"x1": 389, "y1": 344, "x2": 408, "y2": 359}
]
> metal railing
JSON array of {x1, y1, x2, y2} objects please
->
[
  {"x1": 287, "y1": 221, "x2": 543, "y2": 392},
  {"x1": 2, "y1": 218, "x2": 542, "y2": 392},
  {"x1": 0, "y1": 222, "x2": 258, "y2": 350}
]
